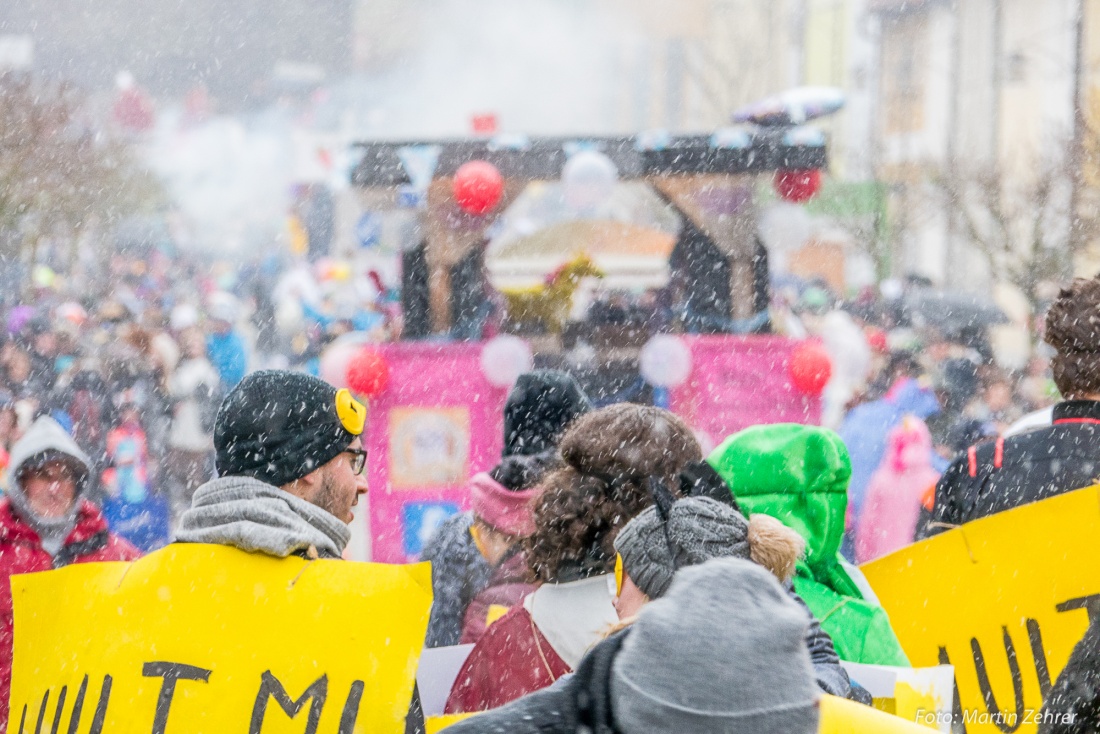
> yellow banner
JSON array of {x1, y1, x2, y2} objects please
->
[
  {"x1": 820, "y1": 694, "x2": 929, "y2": 733},
  {"x1": 427, "y1": 696, "x2": 927, "y2": 733},
  {"x1": 10, "y1": 544, "x2": 432, "y2": 734},
  {"x1": 862, "y1": 485, "x2": 1100, "y2": 734}
]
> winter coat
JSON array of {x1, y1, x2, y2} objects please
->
[
  {"x1": 422, "y1": 512, "x2": 492, "y2": 648},
  {"x1": 708, "y1": 424, "x2": 910, "y2": 666},
  {"x1": 168, "y1": 357, "x2": 220, "y2": 452},
  {"x1": 0, "y1": 498, "x2": 140, "y2": 730},
  {"x1": 446, "y1": 575, "x2": 617, "y2": 713},
  {"x1": 920, "y1": 400, "x2": 1100, "y2": 537},
  {"x1": 460, "y1": 546, "x2": 537, "y2": 645},
  {"x1": 446, "y1": 605, "x2": 572, "y2": 715},
  {"x1": 855, "y1": 417, "x2": 941, "y2": 562},
  {"x1": 442, "y1": 629, "x2": 630, "y2": 734},
  {"x1": 423, "y1": 453, "x2": 555, "y2": 648},
  {"x1": 839, "y1": 378, "x2": 941, "y2": 524},
  {"x1": 100, "y1": 421, "x2": 171, "y2": 552},
  {"x1": 789, "y1": 589, "x2": 862, "y2": 700},
  {"x1": 206, "y1": 331, "x2": 248, "y2": 389},
  {"x1": 1040, "y1": 618, "x2": 1100, "y2": 733}
]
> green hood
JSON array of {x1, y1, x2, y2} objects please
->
[
  {"x1": 707, "y1": 424, "x2": 850, "y2": 578},
  {"x1": 706, "y1": 424, "x2": 910, "y2": 666}
]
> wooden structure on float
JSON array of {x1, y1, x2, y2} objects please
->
[{"x1": 350, "y1": 131, "x2": 827, "y2": 340}]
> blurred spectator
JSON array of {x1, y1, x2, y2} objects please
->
[
  {"x1": 1019, "y1": 355, "x2": 1059, "y2": 411},
  {"x1": 205, "y1": 293, "x2": 249, "y2": 389},
  {"x1": 165, "y1": 327, "x2": 220, "y2": 527},
  {"x1": 100, "y1": 398, "x2": 170, "y2": 551},
  {"x1": 968, "y1": 372, "x2": 1022, "y2": 434},
  {"x1": 855, "y1": 417, "x2": 941, "y2": 563}
]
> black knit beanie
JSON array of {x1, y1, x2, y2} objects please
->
[
  {"x1": 503, "y1": 370, "x2": 592, "y2": 458},
  {"x1": 214, "y1": 370, "x2": 363, "y2": 487}
]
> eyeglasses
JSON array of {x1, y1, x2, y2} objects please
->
[{"x1": 343, "y1": 448, "x2": 368, "y2": 475}]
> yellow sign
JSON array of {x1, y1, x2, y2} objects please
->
[
  {"x1": 10, "y1": 544, "x2": 432, "y2": 734},
  {"x1": 862, "y1": 485, "x2": 1100, "y2": 734},
  {"x1": 820, "y1": 694, "x2": 930, "y2": 733},
  {"x1": 425, "y1": 696, "x2": 926, "y2": 733},
  {"x1": 427, "y1": 714, "x2": 474, "y2": 732}
]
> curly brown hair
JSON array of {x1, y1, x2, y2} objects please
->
[
  {"x1": 1045, "y1": 276, "x2": 1100, "y2": 398},
  {"x1": 524, "y1": 404, "x2": 702, "y2": 584}
]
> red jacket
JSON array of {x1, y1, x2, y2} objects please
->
[
  {"x1": 459, "y1": 549, "x2": 537, "y2": 646},
  {"x1": 0, "y1": 498, "x2": 140, "y2": 730},
  {"x1": 445, "y1": 605, "x2": 570, "y2": 714}
]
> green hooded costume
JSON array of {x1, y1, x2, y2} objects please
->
[{"x1": 707, "y1": 423, "x2": 909, "y2": 666}]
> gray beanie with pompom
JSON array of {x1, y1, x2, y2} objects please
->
[{"x1": 613, "y1": 496, "x2": 802, "y2": 599}]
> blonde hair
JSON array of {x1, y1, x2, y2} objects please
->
[{"x1": 747, "y1": 514, "x2": 805, "y2": 583}]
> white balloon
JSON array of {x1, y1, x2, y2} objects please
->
[
  {"x1": 639, "y1": 335, "x2": 692, "y2": 388},
  {"x1": 562, "y1": 151, "x2": 618, "y2": 211},
  {"x1": 481, "y1": 335, "x2": 534, "y2": 388},
  {"x1": 320, "y1": 333, "x2": 374, "y2": 387}
]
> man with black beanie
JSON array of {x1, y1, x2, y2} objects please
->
[
  {"x1": 176, "y1": 369, "x2": 369, "y2": 560},
  {"x1": 173, "y1": 370, "x2": 427, "y2": 734}
]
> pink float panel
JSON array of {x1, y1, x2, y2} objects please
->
[
  {"x1": 364, "y1": 342, "x2": 507, "y2": 563},
  {"x1": 668, "y1": 335, "x2": 822, "y2": 452}
]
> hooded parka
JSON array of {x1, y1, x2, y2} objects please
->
[
  {"x1": 707, "y1": 423, "x2": 909, "y2": 666},
  {"x1": 0, "y1": 417, "x2": 140, "y2": 729}
]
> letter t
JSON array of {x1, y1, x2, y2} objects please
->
[{"x1": 142, "y1": 662, "x2": 212, "y2": 734}]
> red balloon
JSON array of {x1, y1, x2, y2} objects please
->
[
  {"x1": 866, "y1": 327, "x2": 889, "y2": 354},
  {"x1": 453, "y1": 161, "x2": 504, "y2": 215},
  {"x1": 347, "y1": 348, "x2": 389, "y2": 397},
  {"x1": 789, "y1": 342, "x2": 832, "y2": 395},
  {"x1": 774, "y1": 169, "x2": 822, "y2": 204}
]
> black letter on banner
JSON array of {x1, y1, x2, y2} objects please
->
[
  {"x1": 337, "y1": 681, "x2": 365, "y2": 734},
  {"x1": 48, "y1": 685, "x2": 67, "y2": 734},
  {"x1": 142, "y1": 662, "x2": 213, "y2": 734},
  {"x1": 65, "y1": 675, "x2": 88, "y2": 734},
  {"x1": 16, "y1": 704, "x2": 26, "y2": 734},
  {"x1": 1026, "y1": 619, "x2": 1052, "y2": 700},
  {"x1": 249, "y1": 671, "x2": 328, "y2": 734},
  {"x1": 971, "y1": 627, "x2": 1025, "y2": 733},
  {"x1": 1056, "y1": 594, "x2": 1100, "y2": 627},
  {"x1": 938, "y1": 647, "x2": 967, "y2": 734},
  {"x1": 88, "y1": 675, "x2": 113, "y2": 734},
  {"x1": 34, "y1": 689, "x2": 49, "y2": 734}
]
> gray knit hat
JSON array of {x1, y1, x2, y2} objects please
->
[
  {"x1": 613, "y1": 496, "x2": 750, "y2": 599},
  {"x1": 610, "y1": 558, "x2": 819, "y2": 734}
]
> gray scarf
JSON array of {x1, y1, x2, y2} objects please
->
[{"x1": 176, "y1": 476, "x2": 350, "y2": 559}]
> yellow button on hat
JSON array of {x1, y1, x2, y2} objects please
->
[{"x1": 336, "y1": 388, "x2": 366, "y2": 435}]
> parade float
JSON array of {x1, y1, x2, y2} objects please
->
[{"x1": 342, "y1": 90, "x2": 843, "y2": 564}]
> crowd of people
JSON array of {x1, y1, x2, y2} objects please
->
[
  {"x1": 6, "y1": 247, "x2": 1100, "y2": 730},
  {"x1": 0, "y1": 248, "x2": 393, "y2": 551},
  {"x1": 424, "y1": 275, "x2": 1100, "y2": 732}
]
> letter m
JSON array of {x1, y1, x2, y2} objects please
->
[{"x1": 249, "y1": 671, "x2": 328, "y2": 734}]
